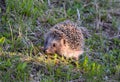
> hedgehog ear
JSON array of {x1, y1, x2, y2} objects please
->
[
  {"x1": 63, "y1": 39, "x2": 66, "y2": 45},
  {"x1": 61, "y1": 39, "x2": 66, "y2": 45}
]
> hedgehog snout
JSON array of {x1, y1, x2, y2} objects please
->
[
  {"x1": 43, "y1": 43, "x2": 49, "y2": 53},
  {"x1": 43, "y1": 49, "x2": 47, "y2": 53},
  {"x1": 43, "y1": 48, "x2": 49, "y2": 53},
  {"x1": 43, "y1": 46, "x2": 52, "y2": 54}
]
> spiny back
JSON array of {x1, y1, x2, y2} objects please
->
[{"x1": 51, "y1": 20, "x2": 84, "y2": 50}]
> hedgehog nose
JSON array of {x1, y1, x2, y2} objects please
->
[
  {"x1": 43, "y1": 49, "x2": 46, "y2": 53},
  {"x1": 43, "y1": 48, "x2": 48, "y2": 53}
]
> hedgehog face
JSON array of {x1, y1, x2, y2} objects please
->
[
  {"x1": 43, "y1": 35, "x2": 66, "y2": 55},
  {"x1": 43, "y1": 29, "x2": 66, "y2": 55}
]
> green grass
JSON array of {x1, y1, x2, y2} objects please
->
[{"x1": 0, "y1": 0, "x2": 120, "y2": 82}]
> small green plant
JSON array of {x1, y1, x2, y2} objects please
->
[
  {"x1": 0, "y1": 53, "x2": 29, "y2": 82},
  {"x1": 0, "y1": 37, "x2": 5, "y2": 51},
  {"x1": 0, "y1": 37, "x2": 5, "y2": 45}
]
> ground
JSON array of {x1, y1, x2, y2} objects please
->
[{"x1": 0, "y1": 0, "x2": 120, "y2": 82}]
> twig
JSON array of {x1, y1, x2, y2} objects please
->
[
  {"x1": 48, "y1": 0, "x2": 51, "y2": 7},
  {"x1": 77, "y1": 8, "x2": 80, "y2": 21},
  {"x1": 94, "y1": 0, "x2": 101, "y2": 29},
  {"x1": 63, "y1": 3, "x2": 67, "y2": 18}
]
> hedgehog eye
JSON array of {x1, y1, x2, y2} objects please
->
[{"x1": 52, "y1": 43, "x2": 56, "y2": 47}]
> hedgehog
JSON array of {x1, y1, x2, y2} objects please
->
[{"x1": 43, "y1": 20, "x2": 84, "y2": 60}]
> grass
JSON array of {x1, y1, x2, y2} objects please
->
[{"x1": 0, "y1": 0, "x2": 120, "y2": 82}]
